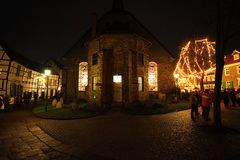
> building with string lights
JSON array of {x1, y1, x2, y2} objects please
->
[
  {"x1": 174, "y1": 38, "x2": 216, "y2": 91},
  {"x1": 204, "y1": 50, "x2": 240, "y2": 90},
  {"x1": 63, "y1": 0, "x2": 175, "y2": 106}
]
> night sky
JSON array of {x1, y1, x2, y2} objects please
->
[{"x1": 0, "y1": 0, "x2": 239, "y2": 63}]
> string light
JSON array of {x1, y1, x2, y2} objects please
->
[{"x1": 174, "y1": 38, "x2": 216, "y2": 90}]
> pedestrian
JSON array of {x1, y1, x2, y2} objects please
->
[
  {"x1": 236, "y1": 88, "x2": 240, "y2": 107},
  {"x1": 9, "y1": 95, "x2": 15, "y2": 111},
  {"x1": 201, "y1": 90, "x2": 211, "y2": 121},
  {"x1": 230, "y1": 88, "x2": 236, "y2": 107},
  {"x1": 222, "y1": 89, "x2": 229, "y2": 108},
  {"x1": 0, "y1": 95, "x2": 4, "y2": 111},
  {"x1": 190, "y1": 91, "x2": 199, "y2": 120}
]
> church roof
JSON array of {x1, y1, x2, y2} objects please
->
[{"x1": 63, "y1": 0, "x2": 174, "y2": 59}]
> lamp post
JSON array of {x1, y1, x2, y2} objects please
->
[{"x1": 44, "y1": 69, "x2": 51, "y2": 112}]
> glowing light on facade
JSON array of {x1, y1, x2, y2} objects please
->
[
  {"x1": 174, "y1": 38, "x2": 215, "y2": 90},
  {"x1": 113, "y1": 75, "x2": 122, "y2": 83},
  {"x1": 79, "y1": 62, "x2": 88, "y2": 91},
  {"x1": 148, "y1": 62, "x2": 158, "y2": 91}
]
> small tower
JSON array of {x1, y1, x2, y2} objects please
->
[{"x1": 112, "y1": 0, "x2": 124, "y2": 11}]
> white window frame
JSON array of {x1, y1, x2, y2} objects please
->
[
  {"x1": 234, "y1": 54, "x2": 239, "y2": 60},
  {"x1": 237, "y1": 66, "x2": 240, "y2": 75},
  {"x1": 225, "y1": 68, "x2": 230, "y2": 76},
  {"x1": 226, "y1": 81, "x2": 231, "y2": 89}
]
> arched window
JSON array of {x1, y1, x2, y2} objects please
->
[
  {"x1": 79, "y1": 62, "x2": 88, "y2": 91},
  {"x1": 148, "y1": 62, "x2": 158, "y2": 91}
]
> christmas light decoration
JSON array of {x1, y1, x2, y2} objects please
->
[{"x1": 174, "y1": 38, "x2": 216, "y2": 91}]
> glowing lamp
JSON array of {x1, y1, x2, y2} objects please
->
[
  {"x1": 113, "y1": 75, "x2": 122, "y2": 83},
  {"x1": 44, "y1": 69, "x2": 51, "y2": 76}
]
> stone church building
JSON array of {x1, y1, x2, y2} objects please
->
[{"x1": 63, "y1": 0, "x2": 175, "y2": 106}]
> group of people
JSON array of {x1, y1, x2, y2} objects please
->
[
  {"x1": 190, "y1": 88, "x2": 240, "y2": 121},
  {"x1": 0, "y1": 92, "x2": 38, "y2": 112},
  {"x1": 190, "y1": 90, "x2": 213, "y2": 121},
  {"x1": 222, "y1": 88, "x2": 240, "y2": 108}
]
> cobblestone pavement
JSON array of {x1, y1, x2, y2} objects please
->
[{"x1": 1, "y1": 106, "x2": 240, "y2": 160}]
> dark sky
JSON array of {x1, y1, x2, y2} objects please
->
[{"x1": 0, "y1": 0, "x2": 239, "y2": 63}]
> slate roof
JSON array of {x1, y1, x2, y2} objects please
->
[{"x1": 0, "y1": 43, "x2": 43, "y2": 72}]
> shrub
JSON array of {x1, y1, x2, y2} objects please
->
[
  {"x1": 52, "y1": 99, "x2": 58, "y2": 107},
  {"x1": 56, "y1": 101, "x2": 62, "y2": 108}
]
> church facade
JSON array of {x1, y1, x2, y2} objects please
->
[{"x1": 63, "y1": 0, "x2": 175, "y2": 106}]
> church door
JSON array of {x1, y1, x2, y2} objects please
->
[{"x1": 113, "y1": 75, "x2": 122, "y2": 102}]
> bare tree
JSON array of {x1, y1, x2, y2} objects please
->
[{"x1": 214, "y1": 0, "x2": 239, "y2": 129}]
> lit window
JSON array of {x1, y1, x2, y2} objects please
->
[
  {"x1": 225, "y1": 68, "x2": 230, "y2": 76},
  {"x1": 226, "y1": 81, "x2": 232, "y2": 89},
  {"x1": 234, "y1": 54, "x2": 239, "y2": 60},
  {"x1": 237, "y1": 66, "x2": 240, "y2": 74},
  {"x1": 148, "y1": 62, "x2": 158, "y2": 91},
  {"x1": 79, "y1": 62, "x2": 88, "y2": 91},
  {"x1": 0, "y1": 68, "x2": 2, "y2": 74},
  {"x1": 138, "y1": 77, "x2": 144, "y2": 91},
  {"x1": 92, "y1": 53, "x2": 98, "y2": 65},
  {"x1": 92, "y1": 77, "x2": 97, "y2": 91}
]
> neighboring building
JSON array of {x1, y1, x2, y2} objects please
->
[
  {"x1": 44, "y1": 58, "x2": 63, "y2": 96},
  {"x1": 0, "y1": 44, "x2": 61, "y2": 99},
  {"x1": 63, "y1": 0, "x2": 175, "y2": 106},
  {"x1": 204, "y1": 50, "x2": 240, "y2": 90}
]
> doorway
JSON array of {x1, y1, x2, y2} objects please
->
[{"x1": 113, "y1": 75, "x2": 122, "y2": 102}]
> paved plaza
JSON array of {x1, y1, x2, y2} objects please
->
[{"x1": 1, "y1": 106, "x2": 240, "y2": 160}]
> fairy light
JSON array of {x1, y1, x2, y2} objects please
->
[{"x1": 174, "y1": 38, "x2": 216, "y2": 90}]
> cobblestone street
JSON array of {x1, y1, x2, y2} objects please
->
[{"x1": 1, "y1": 106, "x2": 240, "y2": 160}]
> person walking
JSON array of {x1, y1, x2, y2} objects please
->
[
  {"x1": 222, "y1": 89, "x2": 230, "y2": 108},
  {"x1": 201, "y1": 90, "x2": 211, "y2": 121},
  {"x1": 230, "y1": 88, "x2": 236, "y2": 107},
  {"x1": 190, "y1": 91, "x2": 199, "y2": 120},
  {"x1": 0, "y1": 96, "x2": 4, "y2": 111}
]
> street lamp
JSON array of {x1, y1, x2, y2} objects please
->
[
  {"x1": 174, "y1": 73, "x2": 179, "y2": 87},
  {"x1": 44, "y1": 69, "x2": 51, "y2": 112}
]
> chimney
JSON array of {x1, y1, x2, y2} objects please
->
[{"x1": 91, "y1": 13, "x2": 97, "y2": 38}]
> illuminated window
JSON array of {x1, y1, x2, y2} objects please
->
[
  {"x1": 234, "y1": 54, "x2": 239, "y2": 60},
  {"x1": 226, "y1": 81, "x2": 232, "y2": 89},
  {"x1": 148, "y1": 62, "x2": 158, "y2": 91},
  {"x1": 225, "y1": 68, "x2": 230, "y2": 76},
  {"x1": 79, "y1": 62, "x2": 88, "y2": 91},
  {"x1": 237, "y1": 66, "x2": 240, "y2": 74},
  {"x1": 92, "y1": 76, "x2": 97, "y2": 91},
  {"x1": 92, "y1": 53, "x2": 98, "y2": 65},
  {"x1": 138, "y1": 77, "x2": 144, "y2": 91},
  {"x1": 0, "y1": 68, "x2": 2, "y2": 74}
]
